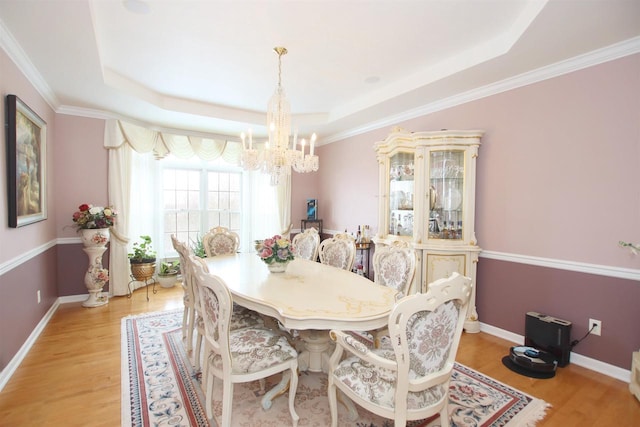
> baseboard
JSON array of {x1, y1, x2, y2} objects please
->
[
  {"x1": 0, "y1": 298, "x2": 60, "y2": 392},
  {"x1": 479, "y1": 322, "x2": 631, "y2": 383}
]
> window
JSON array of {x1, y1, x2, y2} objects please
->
[{"x1": 154, "y1": 154, "x2": 279, "y2": 260}]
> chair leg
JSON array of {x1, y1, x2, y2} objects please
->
[
  {"x1": 327, "y1": 377, "x2": 338, "y2": 427},
  {"x1": 182, "y1": 306, "x2": 189, "y2": 340},
  {"x1": 288, "y1": 366, "x2": 300, "y2": 427},
  {"x1": 186, "y1": 309, "x2": 196, "y2": 353},
  {"x1": 205, "y1": 370, "x2": 214, "y2": 419},
  {"x1": 440, "y1": 404, "x2": 450, "y2": 427},
  {"x1": 221, "y1": 381, "x2": 234, "y2": 427},
  {"x1": 194, "y1": 330, "x2": 203, "y2": 370}
]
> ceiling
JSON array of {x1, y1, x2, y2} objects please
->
[{"x1": 0, "y1": 0, "x2": 639, "y2": 144}]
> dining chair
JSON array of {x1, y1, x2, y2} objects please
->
[
  {"x1": 202, "y1": 226, "x2": 240, "y2": 257},
  {"x1": 370, "y1": 241, "x2": 417, "y2": 347},
  {"x1": 327, "y1": 272, "x2": 472, "y2": 427},
  {"x1": 292, "y1": 227, "x2": 321, "y2": 261},
  {"x1": 173, "y1": 235, "x2": 263, "y2": 371},
  {"x1": 318, "y1": 232, "x2": 356, "y2": 271},
  {"x1": 171, "y1": 235, "x2": 195, "y2": 352},
  {"x1": 191, "y1": 256, "x2": 300, "y2": 426}
]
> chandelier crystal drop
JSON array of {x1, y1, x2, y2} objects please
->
[{"x1": 240, "y1": 47, "x2": 319, "y2": 186}]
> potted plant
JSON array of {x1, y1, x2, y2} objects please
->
[
  {"x1": 157, "y1": 260, "x2": 180, "y2": 288},
  {"x1": 128, "y1": 235, "x2": 157, "y2": 282},
  {"x1": 191, "y1": 235, "x2": 206, "y2": 258}
]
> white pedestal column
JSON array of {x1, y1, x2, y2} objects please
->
[{"x1": 80, "y1": 229, "x2": 110, "y2": 307}]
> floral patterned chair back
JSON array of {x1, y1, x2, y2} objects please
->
[
  {"x1": 202, "y1": 226, "x2": 240, "y2": 257},
  {"x1": 327, "y1": 272, "x2": 472, "y2": 427},
  {"x1": 292, "y1": 227, "x2": 321, "y2": 261},
  {"x1": 372, "y1": 241, "x2": 416, "y2": 297},
  {"x1": 318, "y1": 233, "x2": 356, "y2": 271},
  {"x1": 190, "y1": 256, "x2": 300, "y2": 426}
]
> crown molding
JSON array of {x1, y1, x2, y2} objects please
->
[
  {"x1": 322, "y1": 36, "x2": 640, "y2": 144},
  {"x1": 0, "y1": 17, "x2": 58, "y2": 111},
  {"x1": 2, "y1": 13, "x2": 639, "y2": 146}
]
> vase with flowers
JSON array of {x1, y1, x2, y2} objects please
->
[
  {"x1": 256, "y1": 234, "x2": 295, "y2": 273},
  {"x1": 71, "y1": 203, "x2": 116, "y2": 307}
]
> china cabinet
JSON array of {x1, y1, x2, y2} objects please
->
[{"x1": 373, "y1": 127, "x2": 483, "y2": 332}]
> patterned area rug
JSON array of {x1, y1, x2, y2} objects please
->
[{"x1": 122, "y1": 310, "x2": 550, "y2": 427}]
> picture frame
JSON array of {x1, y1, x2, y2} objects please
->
[
  {"x1": 6, "y1": 94, "x2": 47, "y2": 227},
  {"x1": 306, "y1": 198, "x2": 317, "y2": 220}
]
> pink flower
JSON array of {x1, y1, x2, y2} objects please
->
[{"x1": 260, "y1": 247, "x2": 273, "y2": 259}]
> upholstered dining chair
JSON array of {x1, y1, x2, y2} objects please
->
[
  {"x1": 373, "y1": 241, "x2": 416, "y2": 296},
  {"x1": 318, "y1": 232, "x2": 356, "y2": 271},
  {"x1": 292, "y1": 227, "x2": 321, "y2": 261},
  {"x1": 171, "y1": 235, "x2": 196, "y2": 352},
  {"x1": 202, "y1": 226, "x2": 240, "y2": 257},
  {"x1": 327, "y1": 272, "x2": 472, "y2": 427},
  {"x1": 172, "y1": 235, "x2": 263, "y2": 371},
  {"x1": 370, "y1": 241, "x2": 417, "y2": 346},
  {"x1": 190, "y1": 256, "x2": 300, "y2": 426}
]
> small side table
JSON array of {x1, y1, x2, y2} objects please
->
[
  {"x1": 301, "y1": 219, "x2": 323, "y2": 234},
  {"x1": 355, "y1": 242, "x2": 371, "y2": 279}
]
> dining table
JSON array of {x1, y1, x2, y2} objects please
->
[{"x1": 204, "y1": 252, "x2": 399, "y2": 411}]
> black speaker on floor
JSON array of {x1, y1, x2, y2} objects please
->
[{"x1": 524, "y1": 311, "x2": 572, "y2": 367}]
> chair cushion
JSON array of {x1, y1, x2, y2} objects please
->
[
  {"x1": 408, "y1": 301, "x2": 459, "y2": 375},
  {"x1": 322, "y1": 241, "x2": 352, "y2": 269},
  {"x1": 207, "y1": 236, "x2": 236, "y2": 256},
  {"x1": 209, "y1": 327, "x2": 297, "y2": 374},
  {"x1": 332, "y1": 346, "x2": 446, "y2": 410},
  {"x1": 231, "y1": 304, "x2": 264, "y2": 330},
  {"x1": 376, "y1": 251, "x2": 412, "y2": 294},
  {"x1": 294, "y1": 238, "x2": 316, "y2": 260}
]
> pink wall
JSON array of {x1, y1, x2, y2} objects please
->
[
  {"x1": 0, "y1": 47, "x2": 59, "y2": 371},
  {"x1": 0, "y1": 48, "x2": 58, "y2": 263},
  {"x1": 55, "y1": 116, "x2": 107, "y2": 238},
  {"x1": 318, "y1": 54, "x2": 640, "y2": 270},
  {"x1": 304, "y1": 53, "x2": 640, "y2": 370}
]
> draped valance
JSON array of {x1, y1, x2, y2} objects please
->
[{"x1": 103, "y1": 119, "x2": 242, "y2": 164}]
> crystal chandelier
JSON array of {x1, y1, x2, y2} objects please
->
[{"x1": 240, "y1": 47, "x2": 319, "y2": 185}]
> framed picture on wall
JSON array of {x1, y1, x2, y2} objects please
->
[
  {"x1": 6, "y1": 94, "x2": 47, "y2": 227},
  {"x1": 307, "y1": 198, "x2": 317, "y2": 220}
]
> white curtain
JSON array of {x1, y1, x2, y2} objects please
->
[
  {"x1": 103, "y1": 119, "x2": 291, "y2": 295},
  {"x1": 106, "y1": 134, "x2": 132, "y2": 296},
  {"x1": 277, "y1": 176, "x2": 292, "y2": 237}
]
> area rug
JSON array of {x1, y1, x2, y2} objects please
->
[{"x1": 122, "y1": 309, "x2": 550, "y2": 427}]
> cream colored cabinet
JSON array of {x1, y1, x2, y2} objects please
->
[{"x1": 373, "y1": 127, "x2": 483, "y2": 332}]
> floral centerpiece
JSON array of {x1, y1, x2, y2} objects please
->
[
  {"x1": 72, "y1": 203, "x2": 117, "y2": 230},
  {"x1": 256, "y1": 234, "x2": 295, "y2": 272}
]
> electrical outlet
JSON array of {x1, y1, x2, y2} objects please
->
[
  {"x1": 589, "y1": 318, "x2": 602, "y2": 336},
  {"x1": 37, "y1": 290, "x2": 41, "y2": 304}
]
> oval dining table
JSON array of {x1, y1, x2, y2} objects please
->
[{"x1": 204, "y1": 252, "x2": 399, "y2": 411}]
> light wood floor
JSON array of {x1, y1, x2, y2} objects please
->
[{"x1": 0, "y1": 285, "x2": 638, "y2": 426}]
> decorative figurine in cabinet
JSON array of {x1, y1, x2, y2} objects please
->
[{"x1": 373, "y1": 127, "x2": 483, "y2": 332}]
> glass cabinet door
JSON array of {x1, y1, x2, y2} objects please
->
[
  {"x1": 429, "y1": 150, "x2": 464, "y2": 240},
  {"x1": 388, "y1": 152, "x2": 414, "y2": 237}
]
